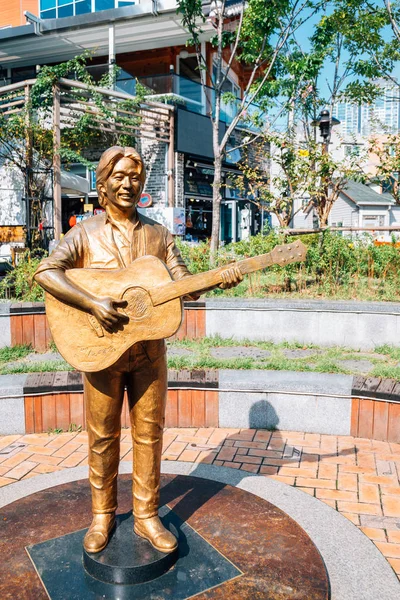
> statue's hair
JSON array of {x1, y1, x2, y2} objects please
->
[{"x1": 96, "y1": 146, "x2": 146, "y2": 207}]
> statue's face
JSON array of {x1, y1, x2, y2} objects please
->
[{"x1": 104, "y1": 157, "x2": 144, "y2": 211}]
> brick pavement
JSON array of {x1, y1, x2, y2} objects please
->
[{"x1": 1, "y1": 428, "x2": 400, "y2": 580}]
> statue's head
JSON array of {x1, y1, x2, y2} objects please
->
[{"x1": 96, "y1": 146, "x2": 146, "y2": 211}]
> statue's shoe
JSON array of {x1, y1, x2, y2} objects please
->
[
  {"x1": 83, "y1": 513, "x2": 115, "y2": 553},
  {"x1": 134, "y1": 515, "x2": 178, "y2": 553}
]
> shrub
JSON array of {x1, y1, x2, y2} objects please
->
[{"x1": 0, "y1": 250, "x2": 46, "y2": 302}]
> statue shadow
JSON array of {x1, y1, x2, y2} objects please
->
[{"x1": 158, "y1": 399, "x2": 355, "y2": 526}]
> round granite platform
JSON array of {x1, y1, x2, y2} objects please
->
[{"x1": 0, "y1": 474, "x2": 329, "y2": 599}]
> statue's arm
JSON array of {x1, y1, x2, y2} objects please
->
[{"x1": 34, "y1": 228, "x2": 127, "y2": 332}]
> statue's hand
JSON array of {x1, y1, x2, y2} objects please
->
[
  {"x1": 90, "y1": 297, "x2": 128, "y2": 332},
  {"x1": 219, "y1": 265, "x2": 243, "y2": 290}
]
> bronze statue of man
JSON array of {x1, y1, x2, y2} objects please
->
[{"x1": 34, "y1": 146, "x2": 242, "y2": 555}]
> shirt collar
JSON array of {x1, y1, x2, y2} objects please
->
[{"x1": 105, "y1": 207, "x2": 142, "y2": 231}]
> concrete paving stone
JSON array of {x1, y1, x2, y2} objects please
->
[
  {"x1": 381, "y1": 486, "x2": 400, "y2": 497},
  {"x1": 360, "y1": 515, "x2": 400, "y2": 530},
  {"x1": 388, "y1": 558, "x2": 400, "y2": 575},
  {"x1": 0, "y1": 477, "x2": 16, "y2": 487},
  {"x1": 6, "y1": 460, "x2": 38, "y2": 480},
  {"x1": 282, "y1": 348, "x2": 321, "y2": 359},
  {"x1": 166, "y1": 346, "x2": 194, "y2": 357},
  {"x1": 338, "y1": 472, "x2": 358, "y2": 491},
  {"x1": 316, "y1": 489, "x2": 358, "y2": 502},
  {"x1": 240, "y1": 463, "x2": 260, "y2": 473},
  {"x1": 25, "y1": 352, "x2": 63, "y2": 363},
  {"x1": 382, "y1": 496, "x2": 400, "y2": 518},
  {"x1": 336, "y1": 359, "x2": 374, "y2": 373},
  {"x1": 210, "y1": 346, "x2": 271, "y2": 360},
  {"x1": 388, "y1": 531, "x2": 400, "y2": 543},
  {"x1": 296, "y1": 477, "x2": 336, "y2": 489},
  {"x1": 342, "y1": 512, "x2": 361, "y2": 525},
  {"x1": 337, "y1": 501, "x2": 382, "y2": 516},
  {"x1": 359, "y1": 483, "x2": 381, "y2": 505},
  {"x1": 361, "y1": 527, "x2": 387, "y2": 541},
  {"x1": 375, "y1": 542, "x2": 400, "y2": 559}
]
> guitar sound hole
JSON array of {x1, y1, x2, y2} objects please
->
[{"x1": 121, "y1": 287, "x2": 152, "y2": 321}]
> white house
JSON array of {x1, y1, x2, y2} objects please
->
[{"x1": 292, "y1": 180, "x2": 400, "y2": 240}]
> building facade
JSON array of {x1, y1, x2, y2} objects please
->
[
  {"x1": 0, "y1": 1, "x2": 264, "y2": 248},
  {"x1": 333, "y1": 78, "x2": 400, "y2": 138}
]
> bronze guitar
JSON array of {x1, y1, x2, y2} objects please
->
[{"x1": 46, "y1": 240, "x2": 307, "y2": 372}]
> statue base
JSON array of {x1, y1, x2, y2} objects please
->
[
  {"x1": 6, "y1": 474, "x2": 330, "y2": 599},
  {"x1": 83, "y1": 513, "x2": 178, "y2": 585}
]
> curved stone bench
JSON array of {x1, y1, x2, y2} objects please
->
[
  {"x1": 3, "y1": 298, "x2": 400, "y2": 351},
  {"x1": 1, "y1": 369, "x2": 398, "y2": 442}
]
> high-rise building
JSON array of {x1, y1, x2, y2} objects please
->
[
  {"x1": 360, "y1": 79, "x2": 400, "y2": 136},
  {"x1": 333, "y1": 79, "x2": 400, "y2": 138},
  {"x1": 332, "y1": 102, "x2": 360, "y2": 136}
]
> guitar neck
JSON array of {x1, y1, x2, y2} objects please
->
[{"x1": 149, "y1": 241, "x2": 306, "y2": 307}]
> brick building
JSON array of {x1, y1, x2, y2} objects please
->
[{"x1": 0, "y1": 1, "x2": 265, "y2": 246}]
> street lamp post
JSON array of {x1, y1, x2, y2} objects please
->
[
  {"x1": 311, "y1": 108, "x2": 341, "y2": 152},
  {"x1": 310, "y1": 109, "x2": 341, "y2": 227}
]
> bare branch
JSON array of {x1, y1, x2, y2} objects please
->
[
  {"x1": 219, "y1": 4, "x2": 245, "y2": 91},
  {"x1": 385, "y1": 0, "x2": 400, "y2": 44}
]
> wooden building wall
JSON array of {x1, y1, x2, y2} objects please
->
[{"x1": 0, "y1": 1, "x2": 39, "y2": 28}]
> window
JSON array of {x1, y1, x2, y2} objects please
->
[
  {"x1": 95, "y1": 0, "x2": 114, "y2": 9},
  {"x1": 212, "y1": 63, "x2": 240, "y2": 97},
  {"x1": 344, "y1": 144, "x2": 361, "y2": 157},
  {"x1": 362, "y1": 215, "x2": 385, "y2": 227},
  {"x1": 75, "y1": 0, "x2": 92, "y2": 14},
  {"x1": 40, "y1": 0, "x2": 134, "y2": 18},
  {"x1": 58, "y1": 3, "x2": 74, "y2": 17},
  {"x1": 40, "y1": 0, "x2": 56, "y2": 9}
]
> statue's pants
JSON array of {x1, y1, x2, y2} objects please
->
[{"x1": 84, "y1": 343, "x2": 167, "y2": 519}]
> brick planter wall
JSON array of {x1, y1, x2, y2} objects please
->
[
  {"x1": 7, "y1": 301, "x2": 206, "y2": 351},
  {"x1": 23, "y1": 369, "x2": 219, "y2": 434}
]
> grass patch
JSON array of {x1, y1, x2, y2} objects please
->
[
  {"x1": 371, "y1": 365, "x2": 400, "y2": 380},
  {"x1": 0, "y1": 345, "x2": 31, "y2": 364},
  {"x1": 0, "y1": 360, "x2": 72, "y2": 375},
  {"x1": 0, "y1": 337, "x2": 399, "y2": 380},
  {"x1": 374, "y1": 345, "x2": 400, "y2": 360}
]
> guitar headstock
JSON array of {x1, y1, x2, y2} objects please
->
[{"x1": 270, "y1": 240, "x2": 308, "y2": 267}]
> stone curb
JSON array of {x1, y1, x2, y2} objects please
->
[
  {"x1": 0, "y1": 369, "x2": 399, "y2": 435},
  {"x1": 0, "y1": 461, "x2": 398, "y2": 600},
  {"x1": 0, "y1": 369, "x2": 399, "y2": 402}
]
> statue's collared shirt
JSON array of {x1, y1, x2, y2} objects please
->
[
  {"x1": 105, "y1": 209, "x2": 142, "y2": 268},
  {"x1": 36, "y1": 210, "x2": 191, "y2": 279}
]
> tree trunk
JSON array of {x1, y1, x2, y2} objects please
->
[
  {"x1": 210, "y1": 101, "x2": 222, "y2": 261},
  {"x1": 210, "y1": 151, "x2": 222, "y2": 261}
]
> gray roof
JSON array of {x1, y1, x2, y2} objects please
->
[{"x1": 340, "y1": 180, "x2": 394, "y2": 206}]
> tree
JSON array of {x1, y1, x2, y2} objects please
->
[
  {"x1": 266, "y1": 0, "x2": 396, "y2": 226},
  {"x1": 177, "y1": 0, "x2": 325, "y2": 256},
  {"x1": 0, "y1": 54, "x2": 144, "y2": 246},
  {"x1": 234, "y1": 130, "x2": 366, "y2": 227}
]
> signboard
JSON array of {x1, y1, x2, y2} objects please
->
[
  {"x1": 138, "y1": 207, "x2": 186, "y2": 235},
  {"x1": 138, "y1": 193, "x2": 153, "y2": 208},
  {"x1": 90, "y1": 171, "x2": 96, "y2": 191}
]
